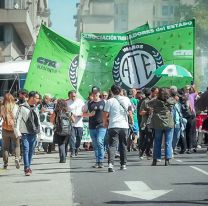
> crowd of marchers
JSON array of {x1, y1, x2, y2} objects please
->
[{"x1": 0, "y1": 84, "x2": 208, "y2": 175}]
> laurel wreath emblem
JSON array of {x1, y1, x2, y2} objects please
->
[
  {"x1": 112, "y1": 57, "x2": 122, "y2": 86},
  {"x1": 112, "y1": 44, "x2": 164, "y2": 89},
  {"x1": 69, "y1": 56, "x2": 79, "y2": 90}
]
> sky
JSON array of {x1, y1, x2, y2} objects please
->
[{"x1": 49, "y1": 0, "x2": 79, "y2": 41}]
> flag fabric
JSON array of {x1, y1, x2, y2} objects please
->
[
  {"x1": 24, "y1": 25, "x2": 80, "y2": 99},
  {"x1": 77, "y1": 20, "x2": 195, "y2": 98}
]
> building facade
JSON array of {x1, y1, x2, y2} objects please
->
[
  {"x1": 74, "y1": 0, "x2": 194, "y2": 41},
  {"x1": 0, "y1": 0, "x2": 51, "y2": 62}
]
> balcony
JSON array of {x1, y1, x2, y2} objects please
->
[
  {"x1": 0, "y1": 9, "x2": 35, "y2": 45},
  {"x1": 37, "y1": 8, "x2": 51, "y2": 18}
]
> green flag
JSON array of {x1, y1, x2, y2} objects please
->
[
  {"x1": 24, "y1": 25, "x2": 80, "y2": 99},
  {"x1": 125, "y1": 22, "x2": 149, "y2": 35},
  {"x1": 78, "y1": 20, "x2": 195, "y2": 98}
]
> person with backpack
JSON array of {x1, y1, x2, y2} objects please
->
[
  {"x1": 0, "y1": 93, "x2": 19, "y2": 169},
  {"x1": 14, "y1": 91, "x2": 41, "y2": 176},
  {"x1": 50, "y1": 99, "x2": 74, "y2": 163}
]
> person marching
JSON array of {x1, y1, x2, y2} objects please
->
[
  {"x1": 0, "y1": 93, "x2": 20, "y2": 169},
  {"x1": 14, "y1": 91, "x2": 41, "y2": 176},
  {"x1": 103, "y1": 84, "x2": 133, "y2": 172}
]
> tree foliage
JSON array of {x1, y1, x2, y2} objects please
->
[{"x1": 178, "y1": 0, "x2": 208, "y2": 50}]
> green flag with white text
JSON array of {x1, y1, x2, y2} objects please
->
[
  {"x1": 78, "y1": 20, "x2": 195, "y2": 98},
  {"x1": 24, "y1": 25, "x2": 80, "y2": 99}
]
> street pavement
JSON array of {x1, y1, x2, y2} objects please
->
[
  {"x1": 0, "y1": 149, "x2": 208, "y2": 206},
  {"x1": 0, "y1": 152, "x2": 73, "y2": 206},
  {"x1": 71, "y1": 149, "x2": 208, "y2": 206}
]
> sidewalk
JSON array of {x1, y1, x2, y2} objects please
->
[{"x1": 0, "y1": 152, "x2": 73, "y2": 206}]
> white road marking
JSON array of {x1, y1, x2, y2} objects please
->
[
  {"x1": 175, "y1": 159, "x2": 183, "y2": 162},
  {"x1": 112, "y1": 181, "x2": 173, "y2": 200},
  {"x1": 190, "y1": 166, "x2": 208, "y2": 176}
]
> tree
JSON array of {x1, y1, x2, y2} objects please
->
[{"x1": 178, "y1": 0, "x2": 208, "y2": 50}]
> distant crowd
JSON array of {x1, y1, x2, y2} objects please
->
[{"x1": 0, "y1": 84, "x2": 208, "y2": 175}]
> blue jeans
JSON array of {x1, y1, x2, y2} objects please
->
[
  {"x1": 89, "y1": 128, "x2": 106, "y2": 163},
  {"x1": 172, "y1": 125, "x2": 181, "y2": 150},
  {"x1": 69, "y1": 127, "x2": 83, "y2": 155},
  {"x1": 153, "y1": 128, "x2": 173, "y2": 160},
  {"x1": 21, "y1": 133, "x2": 37, "y2": 170}
]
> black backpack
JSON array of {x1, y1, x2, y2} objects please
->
[
  {"x1": 55, "y1": 111, "x2": 72, "y2": 136},
  {"x1": 22, "y1": 106, "x2": 40, "y2": 134}
]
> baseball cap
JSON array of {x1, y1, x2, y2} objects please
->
[
  {"x1": 170, "y1": 86, "x2": 177, "y2": 92},
  {"x1": 91, "y1": 86, "x2": 100, "y2": 94}
]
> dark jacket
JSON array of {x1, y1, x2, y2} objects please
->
[{"x1": 148, "y1": 98, "x2": 175, "y2": 129}]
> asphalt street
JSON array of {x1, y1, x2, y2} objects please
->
[
  {"x1": 0, "y1": 149, "x2": 207, "y2": 206},
  {"x1": 71, "y1": 150, "x2": 208, "y2": 206}
]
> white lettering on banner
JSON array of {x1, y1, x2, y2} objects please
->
[
  {"x1": 81, "y1": 122, "x2": 92, "y2": 143},
  {"x1": 113, "y1": 43, "x2": 163, "y2": 89},
  {"x1": 39, "y1": 113, "x2": 54, "y2": 143},
  {"x1": 173, "y1": 50, "x2": 193, "y2": 56},
  {"x1": 82, "y1": 20, "x2": 193, "y2": 42}
]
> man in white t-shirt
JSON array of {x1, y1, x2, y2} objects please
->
[
  {"x1": 66, "y1": 90, "x2": 85, "y2": 157},
  {"x1": 103, "y1": 84, "x2": 133, "y2": 172}
]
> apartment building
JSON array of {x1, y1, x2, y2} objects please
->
[
  {"x1": 0, "y1": 0, "x2": 51, "y2": 62},
  {"x1": 74, "y1": 0, "x2": 194, "y2": 41}
]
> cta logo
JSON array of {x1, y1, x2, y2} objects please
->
[
  {"x1": 112, "y1": 43, "x2": 163, "y2": 89},
  {"x1": 69, "y1": 56, "x2": 79, "y2": 90},
  {"x1": 37, "y1": 57, "x2": 61, "y2": 69}
]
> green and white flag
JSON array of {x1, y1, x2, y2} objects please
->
[
  {"x1": 78, "y1": 20, "x2": 195, "y2": 98},
  {"x1": 24, "y1": 25, "x2": 80, "y2": 99}
]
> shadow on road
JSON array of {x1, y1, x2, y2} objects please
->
[{"x1": 104, "y1": 199, "x2": 208, "y2": 205}]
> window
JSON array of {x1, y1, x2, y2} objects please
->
[
  {"x1": 170, "y1": 6, "x2": 174, "y2": 15},
  {"x1": 153, "y1": 5, "x2": 155, "y2": 16},
  {"x1": 162, "y1": 21, "x2": 169, "y2": 26},
  {"x1": 157, "y1": 21, "x2": 161, "y2": 26},
  {"x1": 0, "y1": 25, "x2": 4, "y2": 41},
  {"x1": 0, "y1": 0, "x2": 4, "y2": 8},
  {"x1": 162, "y1": 5, "x2": 169, "y2": 16}
]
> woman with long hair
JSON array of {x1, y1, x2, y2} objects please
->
[
  {"x1": 148, "y1": 88, "x2": 175, "y2": 166},
  {"x1": 51, "y1": 99, "x2": 74, "y2": 163},
  {"x1": 0, "y1": 93, "x2": 20, "y2": 169}
]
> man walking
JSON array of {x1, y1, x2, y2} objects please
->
[
  {"x1": 103, "y1": 84, "x2": 133, "y2": 172},
  {"x1": 66, "y1": 90, "x2": 84, "y2": 157},
  {"x1": 14, "y1": 91, "x2": 41, "y2": 176}
]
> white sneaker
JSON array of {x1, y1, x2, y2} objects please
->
[
  {"x1": 15, "y1": 158, "x2": 20, "y2": 169},
  {"x1": 108, "y1": 163, "x2": 115, "y2": 172},
  {"x1": 120, "y1": 165, "x2": 127, "y2": 170},
  {"x1": 92, "y1": 163, "x2": 99, "y2": 168}
]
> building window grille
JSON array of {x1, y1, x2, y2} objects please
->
[
  {"x1": 0, "y1": 25, "x2": 4, "y2": 41},
  {"x1": 162, "y1": 5, "x2": 169, "y2": 16}
]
